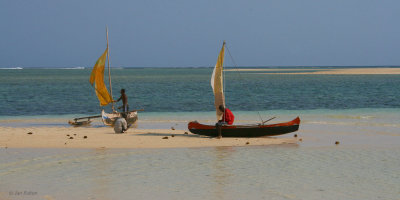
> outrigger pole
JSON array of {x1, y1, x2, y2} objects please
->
[{"x1": 72, "y1": 109, "x2": 145, "y2": 122}]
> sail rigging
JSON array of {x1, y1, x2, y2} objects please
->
[
  {"x1": 211, "y1": 41, "x2": 226, "y2": 120},
  {"x1": 89, "y1": 47, "x2": 113, "y2": 106}
]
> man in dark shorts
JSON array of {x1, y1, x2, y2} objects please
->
[{"x1": 115, "y1": 89, "x2": 129, "y2": 119}]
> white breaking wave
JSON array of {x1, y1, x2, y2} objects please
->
[
  {"x1": 0, "y1": 67, "x2": 23, "y2": 70},
  {"x1": 38, "y1": 67, "x2": 85, "y2": 69},
  {"x1": 59, "y1": 67, "x2": 85, "y2": 69}
]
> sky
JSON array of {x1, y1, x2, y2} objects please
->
[{"x1": 0, "y1": 0, "x2": 399, "y2": 68}]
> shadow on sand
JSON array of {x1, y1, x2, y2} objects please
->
[{"x1": 136, "y1": 132, "x2": 211, "y2": 138}]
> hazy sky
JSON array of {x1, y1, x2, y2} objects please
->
[{"x1": 1, "y1": 0, "x2": 399, "y2": 68}]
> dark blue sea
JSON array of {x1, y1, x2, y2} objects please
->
[{"x1": 1, "y1": 67, "x2": 399, "y2": 117}]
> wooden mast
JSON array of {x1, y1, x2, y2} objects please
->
[
  {"x1": 106, "y1": 26, "x2": 115, "y2": 111},
  {"x1": 222, "y1": 40, "x2": 226, "y2": 122}
]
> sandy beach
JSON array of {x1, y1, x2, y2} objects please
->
[
  {"x1": 226, "y1": 67, "x2": 400, "y2": 74},
  {"x1": 0, "y1": 126, "x2": 296, "y2": 149}
]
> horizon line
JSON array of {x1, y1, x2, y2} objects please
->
[{"x1": 2, "y1": 65, "x2": 400, "y2": 69}]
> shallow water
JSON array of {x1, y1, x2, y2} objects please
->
[{"x1": 1, "y1": 145, "x2": 399, "y2": 200}]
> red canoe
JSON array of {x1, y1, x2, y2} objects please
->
[{"x1": 188, "y1": 117, "x2": 300, "y2": 137}]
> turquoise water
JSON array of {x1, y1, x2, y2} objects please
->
[
  {"x1": 1, "y1": 67, "x2": 400, "y2": 116},
  {"x1": 1, "y1": 145, "x2": 399, "y2": 200}
]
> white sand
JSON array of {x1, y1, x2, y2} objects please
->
[
  {"x1": 226, "y1": 68, "x2": 400, "y2": 74},
  {"x1": 0, "y1": 126, "x2": 296, "y2": 149}
]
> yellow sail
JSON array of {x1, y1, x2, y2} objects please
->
[
  {"x1": 210, "y1": 41, "x2": 225, "y2": 120},
  {"x1": 89, "y1": 47, "x2": 113, "y2": 106}
]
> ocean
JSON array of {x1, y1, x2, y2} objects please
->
[
  {"x1": 1, "y1": 67, "x2": 400, "y2": 117},
  {"x1": 1, "y1": 67, "x2": 399, "y2": 200}
]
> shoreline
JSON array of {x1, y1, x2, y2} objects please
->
[{"x1": 0, "y1": 126, "x2": 297, "y2": 149}]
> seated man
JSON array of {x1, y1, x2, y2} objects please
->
[
  {"x1": 218, "y1": 105, "x2": 234, "y2": 125},
  {"x1": 216, "y1": 105, "x2": 235, "y2": 138}
]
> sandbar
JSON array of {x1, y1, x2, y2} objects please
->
[
  {"x1": 0, "y1": 126, "x2": 296, "y2": 149},
  {"x1": 226, "y1": 67, "x2": 400, "y2": 74}
]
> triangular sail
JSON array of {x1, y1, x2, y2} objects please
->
[
  {"x1": 211, "y1": 41, "x2": 225, "y2": 120},
  {"x1": 90, "y1": 47, "x2": 113, "y2": 106}
]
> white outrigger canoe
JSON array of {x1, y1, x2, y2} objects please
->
[{"x1": 101, "y1": 110, "x2": 138, "y2": 127}]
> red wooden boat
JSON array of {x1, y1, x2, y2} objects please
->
[
  {"x1": 188, "y1": 117, "x2": 300, "y2": 137},
  {"x1": 188, "y1": 41, "x2": 300, "y2": 137}
]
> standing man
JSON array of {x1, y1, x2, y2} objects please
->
[
  {"x1": 115, "y1": 89, "x2": 129, "y2": 118},
  {"x1": 216, "y1": 105, "x2": 235, "y2": 138}
]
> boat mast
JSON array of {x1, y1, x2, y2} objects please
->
[
  {"x1": 222, "y1": 40, "x2": 226, "y2": 122},
  {"x1": 106, "y1": 26, "x2": 115, "y2": 111}
]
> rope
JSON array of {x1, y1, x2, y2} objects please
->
[{"x1": 225, "y1": 43, "x2": 265, "y2": 124}]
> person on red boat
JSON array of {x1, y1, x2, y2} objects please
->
[
  {"x1": 218, "y1": 105, "x2": 234, "y2": 125},
  {"x1": 216, "y1": 105, "x2": 235, "y2": 138}
]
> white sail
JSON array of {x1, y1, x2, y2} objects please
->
[{"x1": 211, "y1": 41, "x2": 225, "y2": 120}]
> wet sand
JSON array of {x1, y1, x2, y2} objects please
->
[
  {"x1": 226, "y1": 67, "x2": 400, "y2": 74},
  {"x1": 0, "y1": 126, "x2": 296, "y2": 149}
]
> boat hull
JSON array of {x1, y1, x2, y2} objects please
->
[
  {"x1": 188, "y1": 117, "x2": 300, "y2": 137},
  {"x1": 102, "y1": 110, "x2": 138, "y2": 126}
]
